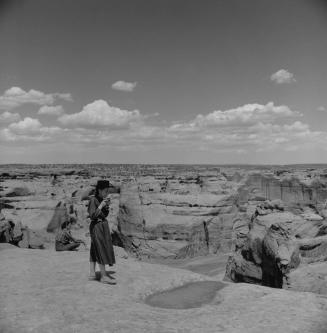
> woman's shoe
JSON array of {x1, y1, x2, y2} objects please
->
[{"x1": 100, "y1": 276, "x2": 116, "y2": 284}]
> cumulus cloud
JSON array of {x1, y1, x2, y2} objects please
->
[
  {"x1": 8, "y1": 117, "x2": 42, "y2": 134},
  {"x1": 2, "y1": 99, "x2": 327, "y2": 161},
  {"x1": 58, "y1": 99, "x2": 142, "y2": 129},
  {"x1": 0, "y1": 87, "x2": 73, "y2": 110},
  {"x1": 317, "y1": 106, "x2": 326, "y2": 112},
  {"x1": 38, "y1": 105, "x2": 64, "y2": 116},
  {"x1": 111, "y1": 81, "x2": 137, "y2": 92},
  {"x1": 169, "y1": 102, "x2": 299, "y2": 131},
  {"x1": 162, "y1": 101, "x2": 327, "y2": 154},
  {"x1": 166, "y1": 119, "x2": 326, "y2": 155},
  {"x1": 0, "y1": 111, "x2": 21, "y2": 124},
  {"x1": 270, "y1": 69, "x2": 296, "y2": 84},
  {"x1": 1, "y1": 117, "x2": 63, "y2": 142},
  {"x1": 247, "y1": 120, "x2": 323, "y2": 152}
]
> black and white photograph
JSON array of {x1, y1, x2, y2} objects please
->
[{"x1": 1, "y1": 0, "x2": 327, "y2": 332}]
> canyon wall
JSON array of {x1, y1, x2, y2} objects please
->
[
  {"x1": 117, "y1": 174, "x2": 243, "y2": 258},
  {"x1": 225, "y1": 172, "x2": 327, "y2": 293}
]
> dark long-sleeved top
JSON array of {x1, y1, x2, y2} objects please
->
[{"x1": 88, "y1": 196, "x2": 109, "y2": 222}]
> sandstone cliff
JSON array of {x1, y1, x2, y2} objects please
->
[{"x1": 117, "y1": 174, "x2": 243, "y2": 259}]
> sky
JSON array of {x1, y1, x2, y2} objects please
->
[{"x1": 0, "y1": 0, "x2": 327, "y2": 164}]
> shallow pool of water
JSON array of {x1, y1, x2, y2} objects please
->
[{"x1": 145, "y1": 281, "x2": 226, "y2": 309}]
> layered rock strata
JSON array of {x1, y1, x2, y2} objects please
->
[
  {"x1": 225, "y1": 198, "x2": 327, "y2": 294},
  {"x1": 117, "y1": 175, "x2": 242, "y2": 258}
]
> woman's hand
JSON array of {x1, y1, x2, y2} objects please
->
[
  {"x1": 98, "y1": 197, "x2": 110, "y2": 210},
  {"x1": 103, "y1": 197, "x2": 111, "y2": 208}
]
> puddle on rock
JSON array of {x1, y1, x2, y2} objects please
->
[{"x1": 145, "y1": 281, "x2": 226, "y2": 309}]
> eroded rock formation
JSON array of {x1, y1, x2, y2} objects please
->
[
  {"x1": 2, "y1": 164, "x2": 327, "y2": 295},
  {"x1": 117, "y1": 174, "x2": 243, "y2": 258},
  {"x1": 225, "y1": 196, "x2": 327, "y2": 293}
]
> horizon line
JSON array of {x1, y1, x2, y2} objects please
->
[{"x1": 1, "y1": 163, "x2": 327, "y2": 166}]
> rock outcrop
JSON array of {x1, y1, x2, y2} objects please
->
[
  {"x1": 244, "y1": 173, "x2": 327, "y2": 204},
  {"x1": 1, "y1": 245, "x2": 327, "y2": 333},
  {"x1": 116, "y1": 171, "x2": 327, "y2": 264},
  {"x1": 117, "y1": 175, "x2": 242, "y2": 258},
  {"x1": 225, "y1": 199, "x2": 327, "y2": 294},
  {"x1": 3, "y1": 186, "x2": 33, "y2": 197}
]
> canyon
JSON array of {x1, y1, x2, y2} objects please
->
[{"x1": 1, "y1": 164, "x2": 327, "y2": 332}]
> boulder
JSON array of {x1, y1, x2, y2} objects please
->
[
  {"x1": 225, "y1": 200, "x2": 327, "y2": 294},
  {"x1": 261, "y1": 223, "x2": 300, "y2": 288},
  {"x1": 4, "y1": 187, "x2": 33, "y2": 197},
  {"x1": 18, "y1": 228, "x2": 45, "y2": 249},
  {"x1": 225, "y1": 252, "x2": 262, "y2": 283}
]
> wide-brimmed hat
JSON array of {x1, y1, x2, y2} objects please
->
[{"x1": 96, "y1": 180, "x2": 110, "y2": 190}]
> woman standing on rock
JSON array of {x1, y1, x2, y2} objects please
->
[{"x1": 88, "y1": 180, "x2": 116, "y2": 284}]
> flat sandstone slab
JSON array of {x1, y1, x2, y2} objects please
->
[{"x1": 0, "y1": 247, "x2": 327, "y2": 333}]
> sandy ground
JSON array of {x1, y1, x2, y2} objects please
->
[{"x1": 1, "y1": 245, "x2": 327, "y2": 333}]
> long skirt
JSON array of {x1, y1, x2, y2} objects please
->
[{"x1": 89, "y1": 220, "x2": 115, "y2": 266}]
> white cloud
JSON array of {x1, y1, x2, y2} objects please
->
[
  {"x1": 169, "y1": 102, "x2": 299, "y2": 131},
  {"x1": 317, "y1": 106, "x2": 326, "y2": 112},
  {"x1": 162, "y1": 100, "x2": 325, "y2": 153},
  {"x1": 2, "y1": 100, "x2": 327, "y2": 161},
  {"x1": 270, "y1": 69, "x2": 296, "y2": 84},
  {"x1": 0, "y1": 87, "x2": 73, "y2": 110},
  {"x1": 1, "y1": 117, "x2": 63, "y2": 142},
  {"x1": 111, "y1": 81, "x2": 137, "y2": 92},
  {"x1": 0, "y1": 111, "x2": 21, "y2": 124},
  {"x1": 38, "y1": 105, "x2": 64, "y2": 116},
  {"x1": 0, "y1": 128, "x2": 17, "y2": 142},
  {"x1": 8, "y1": 117, "x2": 42, "y2": 134},
  {"x1": 49, "y1": 102, "x2": 318, "y2": 154},
  {"x1": 283, "y1": 121, "x2": 309, "y2": 132},
  {"x1": 58, "y1": 99, "x2": 142, "y2": 129}
]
